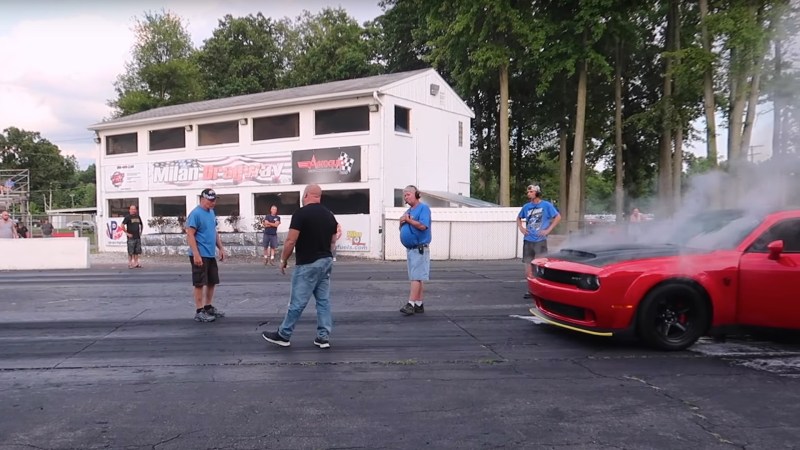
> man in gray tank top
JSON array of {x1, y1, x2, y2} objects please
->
[{"x1": 0, "y1": 211, "x2": 19, "y2": 239}]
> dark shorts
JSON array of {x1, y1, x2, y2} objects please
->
[
  {"x1": 190, "y1": 257, "x2": 220, "y2": 287},
  {"x1": 127, "y1": 238, "x2": 142, "y2": 256},
  {"x1": 263, "y1": 234, "x2": 278, "y2": 249},
  {"x1": 522, "y1": 240, "x2": 548, "y2": 264}
]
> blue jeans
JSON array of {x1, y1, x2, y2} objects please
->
[{"x1": 278, "y1": 257, "x2": 333, "y2": 340}]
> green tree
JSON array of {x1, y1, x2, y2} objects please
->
[
  {"x1": 197, "y1": 13, "x2": 289, "y2": 99},
  {"x1": 109, "y1": 10, "x2": 203, "y2": 117},
  {"x1": 0, "y1": 127, "x2": 77, "y2": 212},
  {"x1": 283, "y1": 8, "x2": 383, "y2": 87}
]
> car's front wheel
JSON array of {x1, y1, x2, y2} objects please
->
[{"x1": 637, "y1": 283, "x2": 710, "y2": 351}]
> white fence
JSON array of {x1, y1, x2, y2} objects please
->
[{"x1": 384, "y1": 207, "x2": 525, "y2": 260}]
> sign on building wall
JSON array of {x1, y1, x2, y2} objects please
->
[
  {"x1": 334, "y1": 214, "x2": 370, "y2": 252},
  {"x1": 148, "y1": 154, "x2": 292, "y2": 190},
  {"x1": 292, "y1": 146, "x2": 361, "y2": 185},
  {"x1": 103, "y1": 217, "x2": 128, "y2": 250},
  {"x1": 103, "y1": 164, "x2": 148, "y2": 192}
]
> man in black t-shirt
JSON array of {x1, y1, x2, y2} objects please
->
[
  {"x1": 262, "y1": 184, "x2": 338, "y2": 350},
  {"x1": 122, "y1": 205, "x2": 144, "y2": 269}
]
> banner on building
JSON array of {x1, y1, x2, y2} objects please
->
[
  {"x1": 103, "y1": 164, "x2": 148, "y2": 192},
  {"x1": 292, "y1": 146, "x2": 361, "y2": 185},
  {"x1": 334, "y1": 215, "x2": 370, "y2": 252},
  {"x1": 149, "y1": 154, "x2": 292, "y2": 190},
  {"x1": 103, "y1": 217, "x2": 128, "y2": 249}
]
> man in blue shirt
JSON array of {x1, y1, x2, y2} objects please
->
[
  {"x1": 399, "y1": 185, "x2": 432, "y2": 315},
  {"x1": 518, "y1": 184, "x2": 561, "y2": 299},
  {"x1": 187, "y1": 188, "x2": 226, "y2": 322}
]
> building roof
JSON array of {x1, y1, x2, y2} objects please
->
[
  {"x1": 90, "y1": 69, "x2": 434, "y2": 130},
  {"x1": 421, "y1": 190, "x2": 499, "y2": 208}
]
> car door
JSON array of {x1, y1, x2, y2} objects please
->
[{"x1": 738, "y1": 218, "x2": 800, "y2": 329}]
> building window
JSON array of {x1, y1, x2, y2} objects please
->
[
  {"x1": 108, "y1": 198, "x2": 138, "y2": 217},
  {"x1": 198, "y1": 121, "x2": 239, "y2": 146},
  {"x1": 151, "y1": 196, "x2": 186, "y2": 217},
  {"x1": 149, "y1": 127, "x2": 186, "y2": 151},
  {"x1": 254, "y1": 191, "x2": 300, "y2": 216},
  {"x1": 394, "y1": 106, "x2": 410, "y2": 134},
  {"x1": 253, "y1": 113, "x2": 300, "y2": 141},
  {"x1": 458, "y1": 121, "x2": 463, "y2": 147},
  {"x1": 206, "y1": 193, "x2": 240, "y2": 217},
  {"x1": 394, "y1": 189, "x2": 405, "y2": 207},
  {"x1": 321, "y1": 189, "x2": 370, "y2": 214},
  {"x1": 106, "y1": 133, "x2": 137, "y2": 156},
  {"x1": 315, "y1": 106, "x2": 369, "y2": 135}
]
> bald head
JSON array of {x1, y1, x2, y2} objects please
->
[{"x1": 303, "y1": 184, "x2": 322, "y2": 205}]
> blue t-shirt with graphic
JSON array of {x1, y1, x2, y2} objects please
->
[
  {"x1": 187, "y1": 206, "x2": 218, "y2": 258},
  {"x1": 518, "y1": 200, "x2": 559, "y2": 243},
  {"x1": 400, "y1": 203, "x2": 432, "y2": 248}
]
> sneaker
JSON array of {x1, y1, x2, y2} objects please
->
[
  {"x1": 400, "y1": 303, "x2": 416, "y2": 316},
  {"x1": 205, "y1": 305, "x2": 225, "y2": 318},
  {"x1": 314, "y1": 337, "x2": 331, "y2": 349},
  {"x1": 332, "y1": 257, "x2": 337, "y2": 262},
  {"x1": 414, "y1": 304, "x2": 424, "y2": 314},
  {"x1": 194, "y1": 310, "x2": 216, "y2": 322},
  {"x1": 262, "y1": 331, "x2": 290, "y2": 347}
]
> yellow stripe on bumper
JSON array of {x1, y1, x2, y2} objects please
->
[{"x1": 529, "y1": 307, "x2": 614, "y2": 337}]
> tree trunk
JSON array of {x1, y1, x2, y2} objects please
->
[
  {"x1": 658, "y1": 0, "x2": 675, "y2": 214},
  {"x1": 559, "y1": 128, "x2": 569, "y2": 223},
  {"x1": 673, "y1": 127, "x2": 683, "y2": 210},
  {"x1": 773, "y1": 38, "x2": 783, "y2": 157},
  {"x1": 499, "y1": 63, "x2": 510, "y2": 206},
  {"x1": 699, "y1": 0, "x2": 718, "y2": 167},
  {"x1": 741, "y1": 60, "x2": 764, "y2": 160},
  {"x1": 672, "y1": 1, "x2": 682, "y2": 211},
  {"x1": 567, "y1": 58, "x2": 588, "y2": 235},
  {"x1": 614, "y1": 37, "x2": 625, "y2": 222}
]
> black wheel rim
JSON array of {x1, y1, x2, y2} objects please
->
[{"x1": 653, "y1": 296, "x2": 695, "y2": 342}]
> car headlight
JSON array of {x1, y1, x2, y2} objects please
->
[{"x1": 577, "y1": 274, "x2": 600, "y2": 291}]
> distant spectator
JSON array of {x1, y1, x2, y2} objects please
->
[
  {"x1": 4, "y1": 179, "x2": 14, "y2": 192},
  {"x1": 41, "y1": 218, "x2": 54, "y2": 238},
  {"x1": 16, "y1": 222, "x2": 29, "y2": 239},
  {"x1": 629, "y1": 207, "x2": 643, "y2": 223},
  {"x1": 0, "y1": 211, "x2": 18, "y2": 239}
]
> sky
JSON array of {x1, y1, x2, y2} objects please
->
[
  {"x1": 0, "y1": 1, "x2": 384, "y2": 169},
  {"x1": 0, "y1": 1, "x2": 775, "y2": 171}
]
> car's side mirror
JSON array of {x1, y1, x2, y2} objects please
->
[{"x1": 767, "y1": 240, "x2": 784, "y2": 260}]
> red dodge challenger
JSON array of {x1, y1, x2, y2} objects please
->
[{"x1": 527, "y1": 208, "x2": 800, "y2": 350}]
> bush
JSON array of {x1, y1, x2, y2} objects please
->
[{"x1": 147, "y1": 216, "x2": 178, "y2": 233}]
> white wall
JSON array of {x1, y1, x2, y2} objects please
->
[
  {"x1": 384, "y1": 207, "x2": 524, "y2": 260},
  {"x1": 0, "y1": 238, "x2": 90, "y2": 270}
]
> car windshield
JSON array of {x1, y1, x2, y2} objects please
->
[{"x1": 648, "y1": 209, "x2": 761, "y2": 250}]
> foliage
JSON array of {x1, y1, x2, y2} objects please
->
[
  {"x1": 252, "y1": 215, "x2": 265, "y2": 232},
  {"x1": 147, "y1": 216, "x2": 178, "y2": 233},
  {"x1": 108, "y1": 10, "x2": 203, "y2": 117},
  {"x1": 197, "y1": 13, "x2": 288, "y2": 98},
  {"x1": 224, "y1": 212, "x2": 242, "y2": 232}
]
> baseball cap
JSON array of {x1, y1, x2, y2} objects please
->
[{"x1": 200, "y1": 188, "x2": 217, "y2": 200}]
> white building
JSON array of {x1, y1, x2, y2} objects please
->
[{"x1": 89, "y1": 69, "x2": 477, "y2": 258}]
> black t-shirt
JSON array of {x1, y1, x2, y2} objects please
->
[
  {"x1": 122, "y1": 214, "x2": 143, "y2": 239},
  {"x1": 290, "y1": 203, "x2": 338, "y2": 265}
]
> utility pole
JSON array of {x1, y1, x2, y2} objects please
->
[
  {"x1": 748, "y1": 145, "x2": 764, "y2": 162},
  {"x1": 69, "y1": 194, "x2": 75, "y2": 208}
]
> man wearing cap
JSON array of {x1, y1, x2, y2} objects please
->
[
  {"x1": 187, "y1": 188, "x2": 226, "y2": 322},
  {"x1": 518, "y1": 184, "x2": 560, "y2": 299}
]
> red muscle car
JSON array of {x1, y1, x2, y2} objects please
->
[{"x1": 527, "y1": 208, "x2": 800, "y2": 350}]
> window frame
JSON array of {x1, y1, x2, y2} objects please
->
[
  {"x1": 107, "y1": 198, "x2": 139, "y2": 217},
  {"x1": 394, "y1": 105, "x2": 411, "y2": 134},
  {"x1": 314, "y1": 106, "x2": 370, "y2": 136},
  {"x1": 748, "y1": 218, "x2": 800, "y2": 253},
  {"x1": 149, "y1": 126, "x2": 186, "y2": 152},
  {"x1": 151, "y1": 196, "x2": 187, "y2": 217},
  {"x1": 106, "y1": 133, "x2": 138, "y2": 156},
  {"x1": 253, "y1": 113, "x2": 300, "y2": 141},
  {"x1": 198, "y1": 120, "x2": 240, "y2": 147}
]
